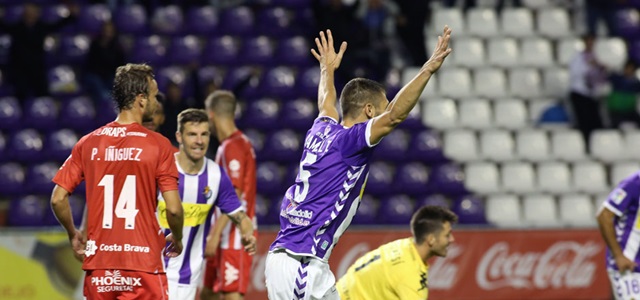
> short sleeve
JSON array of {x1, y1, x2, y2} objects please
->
[
  {"x1": 220, "y1": 142, "x2": 246, "y2": 190},
  {"x1": 52, "y1": 143, "x2": 84, "y2": 193},
  {"x1": 339, "y1": 119, "x2": 378, "y2": 161},
  {"x1": 216, "y1": 166, "x2": 243, "y2": 215},
  {"x1": 156, "y1": 138, "x2": 179, "y2": 193},
  {"x1": 604, "y1": 173, "x2": 640, "y2": 217}
]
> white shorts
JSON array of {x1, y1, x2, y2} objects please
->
[
  {"x1": 168, "y1": 281, "x2": 197, "y2": 300},
  {"x1": 608, "y1": 269, "x2": 640, "y2": 300},
  {"x1": 265, "y1": 250, "x2": 340, "y2": 300}
]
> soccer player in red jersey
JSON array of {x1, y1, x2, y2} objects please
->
[
  {"x1": 201, "y1": 90, "x2": 257, "y2": 300},
  {"x1": 50, "y1": 63, "x2": 185, "y2": 300}
]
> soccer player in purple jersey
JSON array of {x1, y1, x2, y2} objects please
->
[
  {"x1": 597, "y1": 172, "x2": 640, "y2": 300},
  {"x1": 265, "y1": 26, "x2": 452, "y2": 300}
]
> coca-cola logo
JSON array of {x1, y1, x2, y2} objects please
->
[
  {"x1": 476, "y1": 241, "x2": 601, "y2": 290},
  {"x1": 429, "y1": 244, "x2": 462, "y2": 289}
]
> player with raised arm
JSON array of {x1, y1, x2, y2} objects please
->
[
  {"x1": 50, "y1": 63, "x2": 184, "y2": 300},
  {"x1": 159, "y1": 108, "x2": 257, "y2": 300},
  {"x1": 201, "y1": 91, "x2": 258, "y2": 300},
  {"x1": 264, "y1": 27, "x2": 452, "y2": 300},
  {"x1": 337, "y1": 206, "x2": 457, "y2": 300},
  {"x1": 597, "y1": 172, "x2": 640, "y2": 300}
]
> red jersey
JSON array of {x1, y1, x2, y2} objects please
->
[
  {"x1": 214, "y1": 130, "x2": 257, "y2": 249},
  {"x1": 53, "y1": 122, "x2": 179, "y2": 273}
]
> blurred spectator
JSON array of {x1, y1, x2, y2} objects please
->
[
  {"x1": 568, "y1": 35, "x2": 607, "y2": 150},
  {"x1": 160, "y1": 81, "x2": 193, "y2": 145},
  {"x1": 142, "y1": 92, "x2": 167, "y2": 132},
  {"x1": 394, "y1": 0, "x2": 430, "y2": 66},
  {"x1": 607, "y1": 60, "x2": 640, "y2": 128},
  {"x1": 0, "y1": 3, "x2": 78, "y2": 101},
  {"x1": 84, "y1": 21, "x2": 126, "y2": 104},
  {"x1": 356, "y1": 0, "x2": 398, "y2": 81},
  {"x1": 585, "y1": 0, "x2": 619, "y2": 36},
  {"x1": 442, "y1": 0, "x2": 521, "y2": 12}
]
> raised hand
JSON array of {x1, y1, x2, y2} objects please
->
[
  {"x1": 311, "y1": 29, "x2": 348, "y2": 71},
  {"x1": 423, "y1": 25, "x2": 453, "y2": 74},
  {"x1": 164, "y1": 233, "x2": 183, "y2": 258}
]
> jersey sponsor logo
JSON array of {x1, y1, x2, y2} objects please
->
[
  {"x1": 96, "y1": 127, "x2": 127, "y2": 137},
  {"x1": 418, "y1": 271, "x2": 428, "y2": 291},
  {"x1": 157, "y1": 201, "x2": 212, "y2": 228},
  {"x1": 281, "y1": 202, "x2": 313, "y2": 226},
  {"x1": 98, "y1": 243, "x2": 150, "y2": 253},
  {"x1": 86, "y1": 239, "x2": 98, "y2": 257},
  {"x1": 224, "y1": 262, "x2": 239, "y2": 286},
  {"x1": 126, "y1": 131, "x2": 147, "y2": 137},
  {"x1": 229, "y1": 159, "x2": 241, "y2": 172},
  {"x1": 611, "y1": 188, "x2": 627, "y2": 205},
  {"x1": 91, "y1": 270, "x2": 142, "y2": 293}
]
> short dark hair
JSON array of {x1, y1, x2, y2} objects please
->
[
  {"x1": 339, "y1": 78, "x2": 386, "y2": 119},
  {"x1": 205, "y1": 90, "x2": 236, "y2": 117},
  {"x1": 113, "y1": 63, "x2": 154, "y2": 111},
  {"x1": 177, "y1": 108, "x2": 209, "y2": 133},
  {"x1": 411, "y1": 206, "x2": 458, "y2": 244}
]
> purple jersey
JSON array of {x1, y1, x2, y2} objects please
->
[
  {"x1": 270, "y1": 116, "x2": 379, "y2": 261},
  {"x1": 603, "y1": 171, "x2": 640, "y2": 272}
]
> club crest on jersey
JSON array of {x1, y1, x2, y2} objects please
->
[{"x1": 203, "y1": 186, "x2": 213, "y2": 200}]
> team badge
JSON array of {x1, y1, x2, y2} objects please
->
[
  {"x1": 203, "y1": 186, "x2": 213, "y2": 200},
  {"x1": 611, "y1": 188, "x2": 627, "y2": 205}
]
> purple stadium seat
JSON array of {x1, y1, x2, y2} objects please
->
[
  {"x1": 45, "y1": 129, "x2": 78, "y2": 161},
  {"x1": 79, "y1": 4, "x2": 111, "y2": 35},
  {"x1": 0, "y1": 34, "x2": 10, "y2": 65},
  {"x1": 373, "y1": 129, "x2": 410, "y2": 161},
  {"x1": 280, "y1": 98, "x2": 316, "y2": 131},
  {"x1": 394, "y1": 162, "x2": 430, "y2": 195},
  {"x1": 155, "y1": 66, "x2": 194, "y2": 98},
  {"x1": 186, "y1": 6, "x2": 218, "y2": 35},
  {"x1": 283, "y1": 162, "x2": 299, "y2": 186},
  {"x1": 114, "y1": 5, "x2": 147, "y2": 35},
  {"x1": 202, "y1": 36, "x2": 239, "y2": 66},
  {"x1": 48, "y1": 65, "x2": 80, "y2": 96},
  {"x1": 242, "y1": 98, "x2": 281, "y2": 130},
  {"x1": 41, "y1": 4, "x2": 70, "y2": 24},
  {"x1": 59, "y1": 96, "x2": 96, "y2": 133},
  {"x1": 241, "y1": 36, "x2": 275, "y2": 65},
  {"x1": 268, "y1": 195, "x2": 284, "y2": 225},
  {"x1": 255, "y1": 194, "x2": 272, "y2": 225},
  {"x1": 43, "y1": 194, "x2": 85, "y2": 226},
  {"x1": 0, "y1": 162, "x2": 25, "y2": 195},
  {"x1": 614, "y1": 9, "x2": 640, "y2": 39},
  {"x1": 259, "y1": 67, "x2": 296, "y2": 98},
  {"x1": 222, "y1": 66, "x2": 260, "y2": 98},
  {"x1": 8, "y1": 195, "x2": 48, "y2": 227},
  {"x1": 378, "y1": 194, "x2": 415, "y2": 225},
  {"x1": 152, "y1": 5, "x2": 184, "y2": 35},
  {"x1": 256, "y1": 7, "x2": 293, "y2": 37},
  {"x1": 95, "y1": 100, "x2": 118, "y2": 126},
  {"x1": 272, "y1": 0, "x2": 312, "y2": 8},
  {"x1": 296, "y1": 66, "x2": 320, "y2": 97},
  {"x1": 23, "y1": 97, "x2": 59, "y2": 131},
  {"x1": 256, "y1": 161, "x2": 285, "y2": 195},
  {"x1": 416, "y1": 194, "x2": 452, "y2": 209},
  {"x1": 398, "y1": 104, "x2": 423, "y2": 130},
  {"x1": 277, "y1": 36, "x2": 314, "y2": 67},
  {"x1": 0, "y1": 131, "x2": 6, "y2": 161},
  {"x1": 59, "y1": 34, "x2": 90, "y2": 64},
  {"x1": 0, "y1": 69, "x2": 10, "y2": 97},
  {"x1": 24, "y1": 162, "x2": 59, "y2": 195},
  {"x1": 3, "y1": 6, "x2": 23, "y2": 24},
  {"x1": 630, "y1": 40, "x2": 640, "y2": 64},
  {"x1": 262, "y1": 130, "x2": 301, "y2": 162},
  {"x1": 366, "y1": 161, "x2": 395, "y2": 195},
  {"x1": 197, "y1": 66, "x2": 224, "y2": 89},
  {"x1": 407, "y1": 129, "x2": 447, "y2": 163},
  {"x1": 129, "y1": 35, "x2": 167, "y2": 66},
  {"x1": 8, "y1": 129, "x2": 43, "y2": 162},
  {"x1": 219, "y1": 6, "x2": 254, "y2": 36},
  {"x1": 385, "y1": 71, "x2": 402, "y2": 100},
  {"x1": 244, "y1": 128, "x2": 265, "y2": 160},
  {"x1": 452, "y1": 195, "x2": 487, "y2": 224},
  {"x1": 428, "y1": 163, "x2": 467, "y2": 196},
  {"x1": 168, "y1": 35, "x2": 201, "y2": 65},
  {"x1": 351, "y1": 194, "x2": 379, "y2": 225},
  {"x1": 0, "y1": 97, "x2": 22, "y2": 131}
]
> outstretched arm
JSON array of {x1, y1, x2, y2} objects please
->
[
  {"x1": 368, "y1": 25, "x2": 453, "y2": 145},
  {"x1": 311, "y1": 29, "x2": 347, "y2": 121}
]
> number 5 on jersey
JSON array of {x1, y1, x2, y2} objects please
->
[
  {"x1": 98, "y1": 174, "x2": 139, "y2": 229},
  {"x1": 294, "y1": 153, "x2": 317, "y2": 203}
]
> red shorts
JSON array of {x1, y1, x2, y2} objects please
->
[
  {"x1": 83, "y1": 269, "x2": 168, "y2": 300},
  {"x1": 203, "y1": 249, "x2": 253, "y2": 294}
]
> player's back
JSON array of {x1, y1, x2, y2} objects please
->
[
  {"x1": 337, "y1": 238, "x2": 429, "y2": 300},
  {"x1": 271, "y1": 116, "x2": 378, "y2": 261},
  {"x1": 215, "y1": 130, "x2": 257, "y2": 218},
  {"x1": 76, "y1": 122, "x2": 178, "y2": 273}
]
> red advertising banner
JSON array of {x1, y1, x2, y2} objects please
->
[{"x1": 244, "y1": 229, "x2": 611, "y2": 300}]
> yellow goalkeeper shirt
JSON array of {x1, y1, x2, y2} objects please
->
[{"x1": 336, "y1": 238, "x2": 429, "y2": 300}]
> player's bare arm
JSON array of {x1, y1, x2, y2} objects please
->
[
  {"x1": 311, "y1": 29, "x2": 347, "y2": 121},
  {"x1": 227, "y1": 211, "x2": 257, "y2": 255},
  {"x1": 369, "y1": 25, "x2": 452, "y2": 145},
  {"x1": 51, "y1": 185, "x2": 86, "y2": 259},
  {"x1": 163, "y1": 189, "x2": 184, "y2": 257},
  {"x1": 597, "y1": 207, "x2": 637, "y2": 272},
  {"x1": 204, "y1": 186, "x2": 242, "y2": 257}
]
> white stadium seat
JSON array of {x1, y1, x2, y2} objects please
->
[
  {"x1": 466, "y1": 8, "x2": 499, "y2": 38},
  {"x1": 523, "y1": 194, "x2": 559, "y2": 226},
  {"x1": 438, "y1": 68, "x2": 472, "y2": 98},
  {"x1": 509, "y1": 68, "x2": 542, "y2": 98},
  {"x1": 543, "y1": 67, "x2": 570, "y2": 98},
  {"x1": 480, "y1": 129, "x2": 515, "y2": 161},
  {"x1": 486, "y1": 194, "x2": 522, "y2": 227},
  {"x1": 611, "y1": 162, "x2": 640, "y2": 187},
  {"x1": 537, "y1": 162, "x2": 572, "y2": 193},
  {"x1": 452, "y1": 38, "x2": 486, "y2": 68},
  {"x1": 404, "y1": 67, "x2": 438, "y2": 98},
  {"x1": 521, "y1": 38, "x2": 554, "y2": 67},
  {"x1": 522, "y1": 0, "x2": 555, "y2": 9},
  {"x1": 473, "y1": 68, "x2": 508, "y2": 98},
  {"x1": 624, "y1": 131, "x2": 640, "y2": 160},
  {"x1": 464, "y1": 162, "x2": 500, "y2": 194},
  {"x1": 594, "y1": 38, "x2": 628, "y2": 71},
  {"x1": 459, "y1": 100, "x2": 493, "y2": 129},
  {"x1": 528, "y1": 98, "x2": 556, "y2": 123},
  {"x1": 443, "y1": 129, "x2": 478, "y2": 162},
  {"x1": 501, "y1": 8, "x2": 534, "y2": 37},
  {"x1": 537, "y1": 8, "x2": 571, "y2": 38},
  {"x1": 516, "y1": 130, "x2": 550, "y2": 162},
  {"x1": 591, "y1": 130, "x2": 625, "y2": 162},
  {"x1": 501, "y1": 162, "x2": 536, "y2": 193},
  {"x1": 488, "y1": 38, "x2": 520, "y2": 68},
  {"x1": 573, "y1": 161, "x2": 609, "y2": 194},
  {"x1": 422, "y1": 99, "x2": 458, "y2": 129},
  {"x1": 551, "y1": 130, "x2": 587, "y2": 161},
  {"x1": 559, "y1": 194, "x2": 596, "y2": 227},
  {"x1": 557, "y1": 38, "x2": 584, "y2": 66},
  {"x1": 494, "y1": 100, "x2": 528, "y2": 129},
  {"x1": 433, "y1": 9, "x2": 465, "y2": 35}
]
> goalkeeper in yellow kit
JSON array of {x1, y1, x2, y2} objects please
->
[{"x1": 336, "y1": 206, "x2": 458, "y2": 300}]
